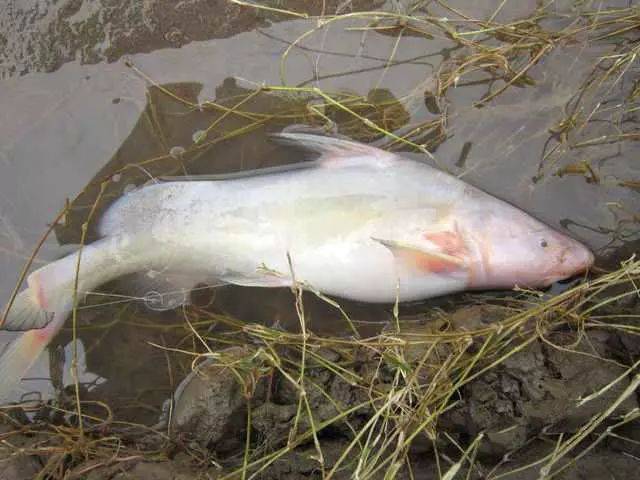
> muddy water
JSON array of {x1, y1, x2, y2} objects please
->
[{"x1": 0, "y1": 1, "x2": 638, "y2": 418}]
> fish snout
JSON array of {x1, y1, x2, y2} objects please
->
[{"x1": 545, "y1": 239, "x2": 594, "y2": 284}]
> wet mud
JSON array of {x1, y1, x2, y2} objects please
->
[
  {"x1": 2, "y1": 304, "x2": 638, "y2": 479},
  {"x1": 0, "y1": 0, "x2": 378, "y2": 79}
]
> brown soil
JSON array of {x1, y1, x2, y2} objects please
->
[{"x1": 2, "y1": 305, "x2": 638, "y2": 479}]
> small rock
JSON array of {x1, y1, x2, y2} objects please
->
[
  {"x1": 170, "y1": 347, "x2": 264, "y2": 450},
  {"x1": 252, "y1": 402, "x2": 298, "y2": 443}
]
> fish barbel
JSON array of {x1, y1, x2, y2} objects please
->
[{"x1": 0, "y1": 133, "x2": 593, "y2": 398}]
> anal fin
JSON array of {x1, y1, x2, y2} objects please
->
[{"x1": 219, "y1": 266, "x2": 292, "y2": 289}]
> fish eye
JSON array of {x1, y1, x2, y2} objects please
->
[{"x1": 540, "y1": 239, "x2": 548, "y2": 248}]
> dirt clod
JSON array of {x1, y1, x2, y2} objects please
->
[
  {"x1": 0, "y1": 452, "x2": 42, "y2": 480},
  {"x1": 170, "y1": 347, "x2": 265, "y2": 452},
  {"x1": 441, "y1": 331, "x2": 638, "y2": 458}
]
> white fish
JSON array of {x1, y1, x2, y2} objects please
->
[{"x1": 0, "y1": 133, "x2": 593, "y2": 398}]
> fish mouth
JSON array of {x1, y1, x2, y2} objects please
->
[
  {"x1": 541, "y1": 274, "x2": 577, "y2": 286},
  {"x1": 567, "y1": 243, "x2": 595, "y2": 273},
  {"x1": 543, "y1": 245, "x2": 594, "y2": 286}
]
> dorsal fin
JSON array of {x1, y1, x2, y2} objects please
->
[
  {"x1": 158, "y1": 134, "x2": 398, "y2": 182},
  {"x1": 270, "y1": 133, "x2": 397, "y2": 169}
]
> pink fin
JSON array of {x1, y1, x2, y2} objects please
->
[
  {"x1": 372, "y1": 238, "x2": 466, "y2": 274},
  {"x1": 0, "y1": 311, "x2": 67, "y2": 400},
  {"x1": 2, "y1": 289, "x2": 53, "y2": 332},
  {"x1": 423, "y1": 229, "x2": 467, "y2": 258}
]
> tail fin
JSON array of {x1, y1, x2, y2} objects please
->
[
  {"x1": 0, "y1": 234, "x2": 167, "y2": 400},
  {"x1": 0, "y1": 237, "x2": 129, "y2": 401},
  {"x1": 3, "y1": 237, "x2": 126, "y2": 333},
  {"x1": 1, "y1": 289, "x2": 53, "y2": 331},
  {"x1": 0, "y1": 311, "x2": 67, "y2": 401},
  {"x1": 0, "y1": 259, "x2": 78, "y2": 400}
]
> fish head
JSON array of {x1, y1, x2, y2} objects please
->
[{"x1": 462, "y1": 204, "x2": 594, "y2": 289}]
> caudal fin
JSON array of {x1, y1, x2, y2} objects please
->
[
  {"x1": 2, "y1": 289, "x2": 53, "y2": 331},
  {"x1": 0, "y1": 260, "x2": 75, "y2": 400},
  {"x1": 0, "y1": 237, "x2": 122, "y2": 401},
  {"x1": 0, "y1": 311, "x2": 66, "y2": 401}
]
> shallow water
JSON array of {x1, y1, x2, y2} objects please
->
[{"x1": 0, "y1": 1, "x2": 638, "y2": 418}]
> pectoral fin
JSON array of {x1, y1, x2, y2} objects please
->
[
  {"x1": 423, "y1": 230, "x2": 467, "y2": 258},
  {"x1": 372, "y1": 237, "x2": 466, "y2": 274}
]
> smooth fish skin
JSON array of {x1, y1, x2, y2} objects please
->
[{"x1": 0, "y1": 133, "x2": 594, "y2": 399}]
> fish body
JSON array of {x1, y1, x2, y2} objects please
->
[
  {"x1": 97, "y1": 156, "x2": 469, "y2": 302},
  {"x1": 0, "y1": 133, "x2": 594, "y2": 398}
]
